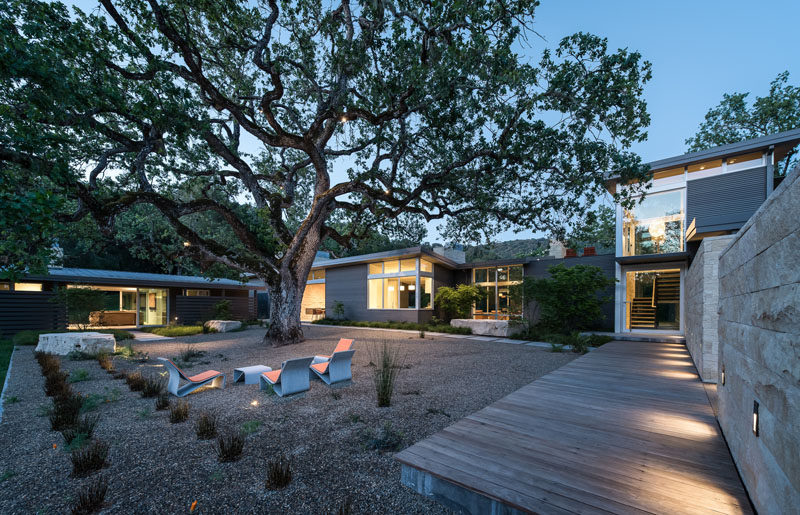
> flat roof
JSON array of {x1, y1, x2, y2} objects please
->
[
  {"x1": 310, "y1": 246, "x2": 461, "y2": 270},
  {"x1": 607, "y1": 128, "x2": 800, "y2": 184},
  {"x1": 24, "y1": 267, "x2": 262, "y2": 290}
]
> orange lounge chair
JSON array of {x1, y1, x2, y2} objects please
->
[
  {"x1": 310, "y1": 350, "x2": 356, "y2": 385},
  {"x1": 259, "y1": 356, "x2": 314, "y2": 397},
  {"x1": 311, "y1": 338, "x2": 354, "y2": 365},
  {"x1": 158, "y1": 358, "x2": 226, "y2": 397}
]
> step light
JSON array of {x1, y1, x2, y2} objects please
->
[{"x1": 752, "y1": 400, "x2": 759, "y2": 437}]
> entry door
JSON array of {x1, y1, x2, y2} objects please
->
[
  {"x1": 625, "y1": 268, "x2": 682, "y2": 332},
  {"x1": 138, "y1": 288, "x2": 168, "y2": 326}
]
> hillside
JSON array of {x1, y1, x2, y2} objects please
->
[{"x1": 464, "y1": 238, "x2": 549, "y2": 262}]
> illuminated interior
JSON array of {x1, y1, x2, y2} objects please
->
[
  {"x1": 623, "y1": 190, "x2": 684, "y2": 256},
  {"x1": 472, "y1": 265, "x2": 523, "y2": 320},
  {"x1": 367, "y1": 257, "x2": 434, "y2": 310}
]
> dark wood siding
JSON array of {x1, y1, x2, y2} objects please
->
[
  {"x1": 523, "y1": 254, "x2": 616, "y2": 330},
  {"x1": 0, "y1": 291, "x2": 67, "y2": 338},
  {"x1": 174, "y1": 295, "x2": 254, "y2": 324},
  {"x1": 325, "y1": 264, "x2": 424, "y2": 323},
  {"x1": 687, "y1": 167, "x2": 767, "y2": 233}
]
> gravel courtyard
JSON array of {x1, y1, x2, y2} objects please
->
[{"x1": 0, "y1": 325, "x2": 576, "y2": 514}]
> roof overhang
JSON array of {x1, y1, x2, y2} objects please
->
[
  {"x1": 25, "y1": 269, "x2": 259, "y2": 290},
  {"x1": 615, "y1": 252, "x2": 690, "y2": 266},
  {"x1": 310, "y1": 246, "x2": 461, "y2": 270}
]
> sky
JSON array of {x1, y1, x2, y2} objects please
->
[{"x1": 66, "y1": 0, "x2": 800, "y2": 244}]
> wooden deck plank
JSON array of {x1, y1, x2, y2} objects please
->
[{"x1": 396, "y1": 340, "x2": 753, "y2": 514}]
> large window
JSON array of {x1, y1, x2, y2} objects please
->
[
  {"x1": 367, "y1": 257, "x2": 434, "y2": 310},
  {"x1": 307, "y1": 269, "x2": 325, "y2": 281},
  {"x1": 184, "y1": 289, "x2": 210, "y2": 296},
  {"x1": 14, "y1": 282, "x2": 43, "y2": 292},
  {"x1": 472, "y1": 265, "x2": 523, "y2": 320},
  {"x1": 623, "y1": 190, "x2": 684, "y2": 256}
]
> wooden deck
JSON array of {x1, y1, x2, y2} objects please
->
[{"x1": 396, "y1": 340, "x2": 753, "y2": 514}]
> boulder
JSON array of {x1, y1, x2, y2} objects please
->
[
  {"x1": 204, "y1": 320, "x2": 242, "y2": 333},
  {"x1": 450, "y1": 319, "x2": 511, "y2": 337},
  {"x1": 35, "y1": 332, "x2": 116, "y2": 356}
]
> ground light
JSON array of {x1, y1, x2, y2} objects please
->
[
  {"x1": 752, "y1": 400, "x2": 759, "y2": 436},
  {"x1": 720, "y1": 365, "x2": 725, "y2": 385},
  {"x1": 250, "y1": 400, "x2": 259, "y2": 407}
]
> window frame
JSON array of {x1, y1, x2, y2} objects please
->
[{"x1": 366, "y1": 256, "x2": 434, "y2": 310}]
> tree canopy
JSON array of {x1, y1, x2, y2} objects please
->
[
  {"x1": 0, "y1": 0, "x2": 652, "y2": 343},
  {"x1": 686, "y1": 71, "x2": 800, "y2": 176}
]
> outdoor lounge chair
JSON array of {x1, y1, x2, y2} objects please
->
[
  {"x1": 259, "y1": 356, "x2": 314, "y2": 397},
  {"x1": 311, "y1": 338, "x2": 354, "y2": 365},
  {"x1": 310, "y1": 350, "x2": 356, "y2": 385},
  {"x1": 158, "y1": 357, "x2": 226, "y2": 397}
]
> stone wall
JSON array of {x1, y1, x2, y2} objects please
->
[
  {"x1": 717, "y1": 165, "x2": 800, "y2": 513},
  {"x1": 685, "y1": 235, "x2": 734, "y2": 382}
]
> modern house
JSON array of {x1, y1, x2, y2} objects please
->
[
  {"x1": 300, "y1": 244, "x2": 616, "y2": 330},
  {"x1": 0, "y1": 267, "x2": 261, "y2": 337},
  {"x1": 605, "y1": 128, "x2": 800, "y2": 342}
]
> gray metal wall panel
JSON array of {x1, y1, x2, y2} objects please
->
[
  {"x1": 0, "y1": 292, "x2": 67, "y2": 338},
  {"x1": 686, "y1": 167, "x2": 767, "y2": 233}
]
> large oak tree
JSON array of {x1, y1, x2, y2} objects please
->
[{"x1": 0, "y1": 0, "x2": 651, "y2": 345}]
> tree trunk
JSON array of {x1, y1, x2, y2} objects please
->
[{"x1": 265, "y1": 278, "x2": 306, "y2": 347}]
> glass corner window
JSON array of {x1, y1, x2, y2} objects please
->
[
  {"x1": 420, "y1": 259, "x2": 433, "y2": 273},
  {"x1": 368, "y1": 262, "x2": 383, "y2": 275},
  {"x1": 623, "y1": 190, "x2": 684, "y2": 257}
]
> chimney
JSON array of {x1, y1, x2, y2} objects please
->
[{"x1": 548, "y1": 239, "x2": 566, "y2": 259}]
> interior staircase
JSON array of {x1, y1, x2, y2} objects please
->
[{"x1": 629, "y1": 272, "x2": 680, "y2": 329}]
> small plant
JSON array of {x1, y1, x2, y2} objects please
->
[
  {"x1": 0, "y1": 470, "x2": 16, "y2": 482},
  {"x1": 336, "y1": 497, "x2": 353, "y2": 515},
  {"x1": 169, "y1": 399, "x2": 190, "y2": 423},
  {"x1": 36, "y1": 352, "x2": 61, "y2": 376},
  {"x1": 265, "y1": 454, "x2": 292, "y2": 490},
  {"x1": 44, "y1": 371, "x2": 72, "y2": 397},
  {"x1": 426, "y1": 407, "x2": 451, "y2": 417},
  {"x1": 50, "y1": 393, "x2": 85, "y2": 431},
  {"x1": 4, "y1": 395, "x2": 20, "y2": 404},
  {"x1": 418, "y1": 330, "x2": 425, "y2": 339},
  {"x1": 216, "y1": 430, "x2": 245, "y2": 462},
  {"x1": 178, "y1": 344, "x2": 205, "y2": 363},
  {"x1": 69, "y1": 369, "x2": 91, "y2": 383},
  {"x1": 330, "y1": 391, "x2": 342, "y2": 400},
  {"x1": 195, "y1": 411, "x2": 218, "y2": 440},
  {"x1": 80, "y1": 394, "x2": 104, "y2": 414},
  {"x1": 62, "y1": 414, "x2": 100, "y2": 444},
  {"x1": 370, "y1": 341, "x2": 405, "y2": 407},
  {"x1": 70, "y1": 476, "x2": 108, "y2": 515},
  {"x1": 261, "y1": 383, "x2": 276, "y2": 396},
  {"x1": 550, "y1": 343, "x2": 564, "y2": 353},
  {"x1": 136, "y1": 407, "x2": 151, "y2": 419},
  {"x1": 212, "y1": 299, "x2": 232, "y2": 320},
  {"x1": 363, "y1": 420, "x2": 403, "y2": 452},
  {"x1": 68, "y1": 350, "x2": 98, "y2": 361},
  {"x1": 348, "y1": 413, "x2": 362, "y2": 424},
  {"x1": 331, "y1": 300, "x2": 345, "y2": 320},
  {"x1": 70, "y1": 440, "x2": 109, "y2": 477},
  {"x1": 155, "y1": 392, "x2": 171, "y2": 411},
  {"x1": 96, "y1": 354, "x2": 114, "y2": 372},
  {"x1": 125, "y1": 371, "x2": 146, "y2": 392},
  {"x1": 140, "y1": 376, "x2": 165, "y2": 398},
  {"x1": 63, "y1": 432, "x2": 90, "y2": 452},
  {"x1": 241, "y1": 420, "x2": 262, "y2": 435}
]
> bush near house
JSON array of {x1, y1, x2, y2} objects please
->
[
  {"x1": 311, "y1": 318, "x2": 471, "y2": 335},
  {"x1": 433, "y1": 285, "x2": 484, "y2": 321},
  {"x1": 12, "y1": 329, "x2": 133, "y2": 347},
  {"x1": 0, "y1": 339, "x2": 13, "y2": 395},
  {"x1": 52, "y1": 287, "x2": 109, "y2": 331},
  {"x1": 143, "y1": 325, "x2": 205, "y2": 337}
]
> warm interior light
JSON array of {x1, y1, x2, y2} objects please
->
[
  {"x1": 183, "y1": 241, "x2": 191, "y2": 247},
  {"x1": 250, "y1": 400, "x2": 259, "y2": 407},
  {"x1": 648, "y1": 221, "x2": 666, "y2": 240},
  {"x1": 753, "y1": 401, "x2": 759, "y2": 436},
  {"x1": 408, "y1": 285, "x2": 415, "y2": 291},
  {"x1": 399, "y1": 285, "x2": 405, "y2": 291},
  {"x1": 340, "y1": 115, "x2": 347, "y2": 122}
]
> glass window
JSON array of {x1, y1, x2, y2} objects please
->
[
  {"x1": 399, "y1": 277, "x2": 416, "y2": 308},
  {"x1": 420, "y1": 277, "x2": 433, "y2": 309},
  {"x1": 687, "y1": 159, "x2": 722, "y2": 173},
  {"x1": 625, "y1": 269, "x2": 681, "y2": 330},
  {"x1": 420, "y1": 259, "x2": 433, "y2": 273},
  {"x1": 368, "y1": 263, "x2": 383, "y2": 275},
  {"x1": 121, "y1": 292, "x2": 136, "y2": 310},
  {"x1": 383, "y1": 278, "x2": 399, "y2": 309},
  {"x1": 727, "y1": 152, "x2": 761, "y2": 166},
  {"x1": 383, "y1": 260, "x2": 399, "y2": 274},
  {"x1": 368, "y1": 279, "x2": 383, "y2": 309},
  {"x1": 623, "y1": 190, "x2": 684, "y2": 256},
  {"x1": 509, "y1": 265, "x2": 523, "y2": 282},
  {"x1": 474, "y1": 268, "x2": 492, "y2": 283},
  {"x1": 185, "y1": 289, "x2": 210, "y2": 296},
  {"x1": 400, "y1": 259, "x2": 416, "y2": 272},
  {"x1": 103, "y1": 291, "x2": 119, "y2": 311},
  {"x1": 0, "y1": 282, "x2": 9, "y2": 291},
  {"x1": 14, "y1": 282, "x2": 42, "y2": 292},
  {"x1": 314, "y1": 269, "x2": 325, "y2": 280},
  {"x1": 497, "y1": 267, "x2": 509, "y2": 282}
]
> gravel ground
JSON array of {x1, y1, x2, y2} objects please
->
[{"x1": 0, "y1": 325, "x2": 576, "y2": 514}]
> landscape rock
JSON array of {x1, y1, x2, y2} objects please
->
[
  {"x1": 450, "y1": 319, "x2": 511, "y2": 337},
  {"x1": 35, "y1": 332, "x2": 116, "y2": 355},
  {"x1": 204, "y1": 320, "x2": 242, "y2": 333}
]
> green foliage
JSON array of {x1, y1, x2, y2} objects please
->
[
  {"x1": 265, "y1": 454, "x2": 292, "y2": 490},
  {"x1": 195, "y1": 411, "x2": 218, "y2": 440},
  {"x1": 0, "y1": 470, "x2": 16, "y2": 482},
  {"x1": 241, "y1": 420, "x2": 262, "y2": 435},
  {"x1": 550, "y1": 343, "x2": 564, "y2": 353},
  {"x1": 434, "y1": 285, "x2": 484, "y2": 321},
  {"x1": 213, "y1": 300, "x2": 233, "y2": 320},
  {"x1": 216, "y1": 431, "x2": 245, "y2": 462},
  {"x1": 363, "y1": 420, "x2": 404, "y2": 452},
  {"x1": 370, "y1": 342, "x2": 405, "y2": 408},
  {"x1": 146, "y1": 325, "x2": 204, "y2": 337},
  {"x1": 69, "y1": 369, "x2": 90, "y2": 383},
  {"x1": 331, "y1": 300, "x2": 345, "y2": 320},
  {"x1": 155, "y1": 392, "x2": 171, "y2": 411},
  {"x1": 465, "y1": 238, "x2": 549, "y2": 262},
  {"x1": 565, "y1": 205, "x2": 616, "y2": 253},
  {"x1": 70, "y1": 476, "x2": 108, "y2": 515},
  {"x1": 13, "y1": 329, "x2": 132, "y2": 347},
  {"x1": 311, "y1": 318, "x2": 471, "y2": 335},
  {"x1": 70, "y1": 440, "x2": 109, "y2": 477},
  {"x1": 53, "y1": 287, "x2": 108, "y2": 331},
  {"x1": 522, "y1": 264, "x2": 616, "y2": 332},
  {"x1": 686, "y1": 71, "x2": 800, "y2": 176},
  {"x1": 0, "y1": 339, "x2": 12, "y2": 396},
  {"x1": 169, "y1": 399, "x2": 190, "y2": 423}
]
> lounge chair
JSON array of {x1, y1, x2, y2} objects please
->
[
  {"x1": 310, "y1": 350, "x2": 356, "y2": 385},
  {"x1": 311, "y1": 338, "x2": 354, "y2": 365},
  {"x1": 259, "y1": 357, "x2": 314, "y2": 397},
  {"x1": 158, "y1": 358, "x2": 226, "y2": 397}
]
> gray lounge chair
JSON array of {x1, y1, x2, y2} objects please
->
[
  {"x1": 310, "y1": 350, "x2": 356, "y2": 385},
  {"x1": 311, "y1": 338, "x2": 354, "y2": 365},
  {"x1": 259, "y1": 357, "x2": 314, "y2": 397},
  {"x1": 158, "y1": 357, "x2": 225, "y2": 397}
]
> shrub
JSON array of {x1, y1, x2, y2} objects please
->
[
  {"x1": 68, "y1": 350, "x2": 99, "y2": 361},
  {"x1": 241, "y1": 420, "x2": 262, "y2": 435},
  {"x1": 62, "y1": 414, "x2": 100, "y2": 444},
  {"x1": 125, "y1": 371, "x2": 146, "y2": 392},
  {"x1": 146, "y1": 325, "x2": 204, "y2": 337},
  {"x1": 111, "y1": 371, "x2": 127, "y2": 380},
  {"x1": 586, "y1": 334, "x2": 613, "y2": 347},
  {"x1": 213, "y1": 299, "x2": 232, "y2": 320},
  {"x1": 70, "y1": 476, "x2": 108, "y2": 515},
  {"x1": 433, "y1": 284, "x2": 484, "y2": 321},
  {"x1": 50, "y1": 393, "x2": 84, "y2": 431},
  {"x1": 70, "y1": 440, "x2": 109, "y2": 477},
  {"x1": 265, "y1": 454, "x2": 292, "y2": 490},
  {"x1": 140, "y1": 376, "x2": 165, "y2": 398},
  {"x1": 363, "y1": 420, "x2": 403, "y2": 451},
  {"x1": 216, "y1": 431, "x2": 244, "y2": 462},
  {"x1": 331, "y1": 300, "x2": 345, "y2": 320},
  {"x1": 550, "y1": 343, "x2": 564, "y2": 353},
  {"x1": 521, "y1": 264, "x2": 615, "y2": 332},
  {"x1": 549, "y1": 332, "x2": 590, "y2": 354},
  {"x1": 155, "y1": 392, "x2": 171, "y2": 411},
  {"x1": 53, "y1": 286, "x2": 109, "y2": 331},
  {"x1": 44, "y1": 371, "x2": 72, "y2": 398},
  {"x1": 370, "y1": 342, "x2": 404, "y2": 407},
  {"x1": 195, "y1": 411, "x2": 218, "y2": 440},
  {"x1": 169, "y1": 399, "x2": 190, "y2": 423},
  {"x1": 97, "y1": 354, "x2": 114, "y2": 372},
  {"x1": 36, "y1": 352, "x2": 61, "y2": 376},
  {"x1": 69, "y1": 369, "x2": 91, "y2": 383},
  {"x1": 336, "y1": 497, "x2": 353, "y2": 515},
  {"x1": 178, "y1": 344, "x2": 205, "y2": 363},
  {"x1": 310, "y1": 318, "x2": 471, "y2": 335}
]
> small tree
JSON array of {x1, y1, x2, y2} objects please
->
[
  {"x1": 53, "y1": 287, "x2": 108, "y2": 330},
  {"x1": 434, "y1": 285, "x2": 484, "y2": 322},
  {"x1": 212, "y1": 300, "x2": 232, "y2": 320},
  {"x1": 331, "y1": 301, "x2": 345, "y2": 321},
  {"x1": 522, "y1": 264, "x2": 615, "y2": 333}
]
